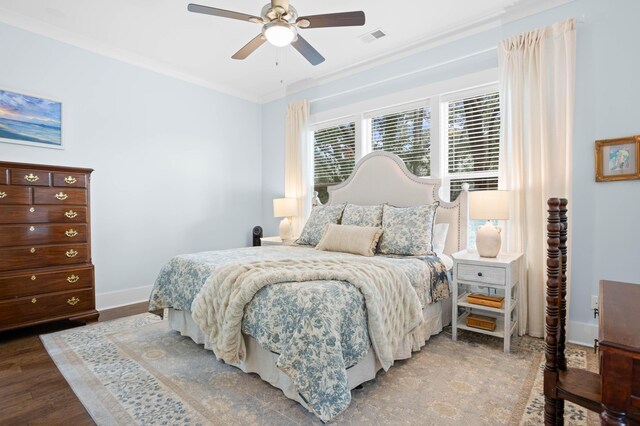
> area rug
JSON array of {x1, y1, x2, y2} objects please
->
[{"x1": 41, "y1": 314, "x2": 598, "y2": 425}]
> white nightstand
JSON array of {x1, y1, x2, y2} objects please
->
[
  {"x1": 260, "y1": 236, "x2": 284, "y2": 246},
  {"x1": 451, "y1": 250, "x2": 523, "y2": 352}
]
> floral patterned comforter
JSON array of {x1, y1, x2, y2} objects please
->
[{"x1": 149, "y1": 245, "x2": 450, "y2": 421}]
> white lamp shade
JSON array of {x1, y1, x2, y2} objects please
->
[
  {"x1": 469, "y1": 190, "x2": 510, "y2": 220},
  {"x1": 273, "y1": 198, "x2": 297, "y2": 218},
  {"x1": 264, "y1": 22, "x2": 296, "y2": 47}
]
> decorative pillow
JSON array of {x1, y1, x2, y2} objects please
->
[
  {"x1": 341, "y1": 204, "x2": 383, "y2": 228},
  {"x1": 316, "y1": 224, "x2": 383, "y2": 257},
  {"x1": 296, "y1": 204, "x2": 346, "y2": 246},
  {"x1": 432, "y1": 223, "x2": 449, "y2": 255},
  {"x1": 378, "y1": 203, "x2": 439, "y2": 256}
]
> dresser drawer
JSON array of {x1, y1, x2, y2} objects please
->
[
  {"x1": 0, "y1": 205, "x2": 87, "y2": 224},
  {"x1": 0, "y1": 244, "x2": 89, "y2": 272},
  {"x1": 0, "y1": 288, "x2": 94, "y2": 330},
  {"x1": 457, "y1": 263, "x2": 506, "y2": 286},
  {"x1": 0, "y1": 168, "x2": 6, "y2": 185},
  {"x1": 0, "y1": 186, "x2": 31, "y2": 205},
  {"x1": 0, "y1": 224, "x2": 87, "y2": 247},
  {"x1": 53, "y1": 172, "x2": 87, "y2": 188},
  {"x1": 0, "y1": 266, "x2": 93, "y2": 299},
  {"x1": 10, "y1": 169, "x2": 51, "y2": 186},
  {"x1": 33, "y1": 187, "x2": 87, "y2": 205}
]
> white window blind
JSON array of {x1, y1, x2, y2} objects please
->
[
  {"x1": 446, "y1": 90, "x2": 500, "y2": 200},
  {"x1": 313, "y1": 121, "x2": 356, "y2": 204},
  {"x1": 368, "y1": 104, "x2": 431, "y2": 177}
]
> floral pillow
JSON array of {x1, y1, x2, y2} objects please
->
[
  {"x1": 378, "y1": 203, "x2": 439, "y2": 256},
  {"x1": 341, "y1": 204, "x2": 383, "y2": 228},
  {"x1": 296, "y1": 204, "x2": 346, "y2": 246}
]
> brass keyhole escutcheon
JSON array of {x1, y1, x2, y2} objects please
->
[
  {"x1": 29, "y1": 207, "x2": 35, "y2": 213},
  {"x1": 29, "y1": 226, "x2": 35, "y2": 232},
  {"x1": 30, "y1": 248, "x2": 36, "y2": 253},
  {"x1": 31, "y1": 275, "x2": 36, "y2": 281},
  {"x1": 31, "y1": 298, "x2": 37, "y2": 304}
]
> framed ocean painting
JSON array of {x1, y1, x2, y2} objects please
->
[
  {"x1": 0, "y1": 88, "x2": 63, "y2": 149},
  {"x1": 595, "y1": 135, "x2": 640, "y2": 182}
]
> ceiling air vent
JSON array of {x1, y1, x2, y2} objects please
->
[{"x1": 359, "y1": 28, "x2": 387, "y2": 43}]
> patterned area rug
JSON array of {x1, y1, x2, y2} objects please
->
[{"x1": 41, "y1": 314, "x2": 598, "y2": 425}]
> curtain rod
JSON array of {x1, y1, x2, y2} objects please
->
[{"x1": 308, "y1": 46, "x2": 498, "y2": 104}]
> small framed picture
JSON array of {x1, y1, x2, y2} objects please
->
[
  {"x1": 0, "y1": 88, "x2": 63, "y2": 149},
  {"x1": 595, "y1": 136, "x2": 640, "y2": 182}
]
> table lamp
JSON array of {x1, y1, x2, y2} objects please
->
[
  {"x1": 273, "y1": 198, "x2": 297, "y2": 241},
  {"x1": 469, "y1": 190, "x2": 509, "y2": 258}
]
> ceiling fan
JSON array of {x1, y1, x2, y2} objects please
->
[{"x1": 187, "y1": 1, "x2": 366, "y2": 66}]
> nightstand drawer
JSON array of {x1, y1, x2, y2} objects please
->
[{"x1": 457, "y1": 263, "x2": 505, "y2": 286}]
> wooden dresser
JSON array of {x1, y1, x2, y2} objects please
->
[
  {"x1": 0, "y1": 161, "x2": 98, "y2": 332},
  {"x1": 598, "y1": 280, "x2": 640, "y2": 424}
]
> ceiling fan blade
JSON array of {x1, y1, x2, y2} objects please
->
[
  {"x1": 232, "y1": 34, "x2": 267, "y2": 60},
  {"x1": 291, "y1": 35, "x2": 325, "y2": 66},
  {"x1": 296, "y1": 11, "x2": 365, "y2": 29},
  {"x1": 187, "y1": 4, "x2": 262, "y2": 23}
]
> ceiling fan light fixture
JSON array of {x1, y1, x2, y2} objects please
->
[{"x1": 263, "y1": 21, "x2": 296, "y2": 47}]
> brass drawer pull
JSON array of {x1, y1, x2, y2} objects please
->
[
  {"x1": 32, "y1": 298, "x2": 37, "y2": 304},
  {"x1": 29, "y1": 226, "x2": 35, "y2": 231},
  {"x1": 30, "y1": 247, "x2": 36, "y2": 253},
  {"x1": 55, "y1": 192, "x2": 68, "y2": 201},
  {"x1": 64, "y1": 176, "x2": 77, "y2": 184},
  {"x1": 67, "y1": 297, "x2": 80, "y2": 306},
  {"x1": 24, "y1": 173, "x2": 39, "y2": 182},
  {"x1": 66, "y1": 249, "x2": 78, "y2": 258},
  {"x1": 65, "y1": 229, "x2": 78, "y2": 237},
  {"x1": 67, "y1": 275, "x2": 80, "y2": 283},
  {"x1": 65, "y1": 210, "x2": 78, "y2": 219},
  {"x1": 0, "y1": 191, "x2": 6, "y2": 199},
  {"x1": 30, "y1": 207, "x2": 35, "y2": 212},
  {"x1": 31, "y1": 275, "x2": 36, "y2": 281}
]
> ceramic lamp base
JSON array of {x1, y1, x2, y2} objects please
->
[
  {"x1": 476, "y1": 221, "x2": 502, "y2": 258},
  {"x1": 278, "y1": 217, "x2": 293, "y2": 241}
]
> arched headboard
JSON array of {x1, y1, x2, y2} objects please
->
[{"x1": 322, "y1": 151, "x2": 468, "y2": 255}]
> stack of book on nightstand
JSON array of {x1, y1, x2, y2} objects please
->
[{"x1": 466, "y1": 293, "x2": 504, "y2": 308}]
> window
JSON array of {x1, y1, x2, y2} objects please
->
[
  {"x1": 309, "y1": 81, "x2": 501, "y2": 247},
  {"x1": 312, "y1": 120, "x2": 356, "y2": 204},
  {"x1": 445, "y1": 91, "x2": 500, "y2": 200},
  {"x1": 368, "y1": 104, "x2": 431, "y2": 177}
]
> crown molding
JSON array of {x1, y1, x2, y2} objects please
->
[
  {"x1": 258, "y1": 0, "x2": 574, "y2": 104},
  {"x1": 0, "y1": 7, "x2": 260, "y2": 103}
]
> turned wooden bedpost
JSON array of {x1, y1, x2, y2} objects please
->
[
  {"x1": 558, "y1": 199, "x2": 568, "y2": 373},
  {"x1": 544, "y1": 198, "x2": 563, "y2": 426}
]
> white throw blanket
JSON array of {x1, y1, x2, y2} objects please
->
[{"x1": 191, "y1": 257, "x2": 424, "y2": 370}]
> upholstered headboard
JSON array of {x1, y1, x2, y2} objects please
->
[{"x1": 322, "y1": 151, "x2": 468, "y2": 255}]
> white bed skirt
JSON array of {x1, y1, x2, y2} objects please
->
[{"x1": 167, "y1": 297, "x2": 451, "y2": 409}]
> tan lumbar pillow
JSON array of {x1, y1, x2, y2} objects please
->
[{"x1": 316, "y1": 224, "x2": 383, "y2": 257}]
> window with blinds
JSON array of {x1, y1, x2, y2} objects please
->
[
  {"x1": 313, "y1": 121, "x2": 356, "y2": 204},
  {"x1": 446, "y1": 91, "x2": 500, "y2": 200},
  {"x1": 369, "y1": 104, "x2": 431, "y2": 177}
]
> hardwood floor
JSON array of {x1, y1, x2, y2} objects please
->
[{"x1": 0, "y1": 302, "x2": 148, "y2": 426}]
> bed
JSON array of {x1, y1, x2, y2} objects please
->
[{"x1": 148, "y1": 151, "x2": 468, "y2": 422}]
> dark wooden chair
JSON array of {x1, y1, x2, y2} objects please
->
[{"x1": 544, "y1": 198, "x2": 602, "y2": 425}]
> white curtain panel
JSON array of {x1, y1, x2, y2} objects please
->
[
  {"x1": 498, "y1": 19, "x2": 576, "y2": 337},
  {"x1": 284, "y1": 100, "x2": 312, "y2": 237}
]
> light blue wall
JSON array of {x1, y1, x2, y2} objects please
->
[
  {"x1": 261, "y1": 0, "x2": 640, "y2": 329},
  {"x1": 0, "y1": 23, "x2": 262, "y2": 302}
]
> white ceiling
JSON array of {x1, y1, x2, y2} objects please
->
[{"x1": 0, "y1": 0, "x2": 558, "y2": 102}]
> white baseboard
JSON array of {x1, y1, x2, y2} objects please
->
[
  {"x1": 567, "y1": 320, "x2": 598, "y2": 347},
  {"x1": 96, "y1": 285, "x2": 152, "y2": 311}
]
